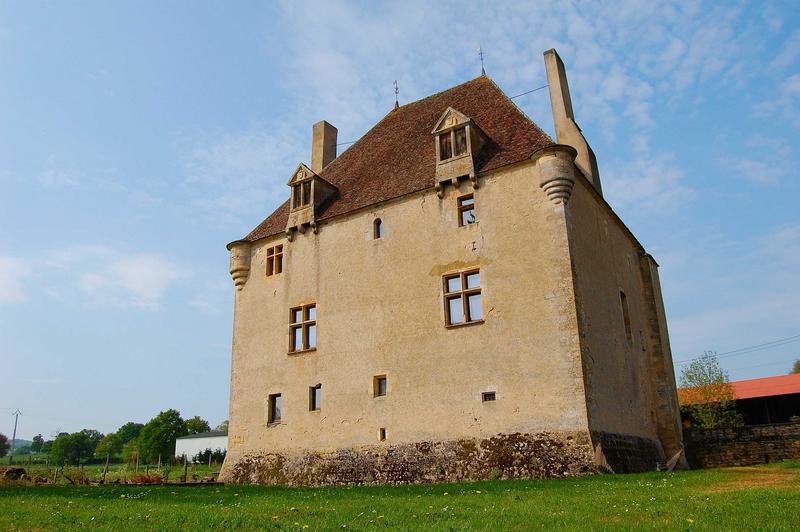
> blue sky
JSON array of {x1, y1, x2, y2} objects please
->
[{"x1": 1, "y1": 1, "x2": 798, "y2": 440}]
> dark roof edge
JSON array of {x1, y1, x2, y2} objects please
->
[{"x1": 176, "y1": 430, "x2": 228, "y2": 440}]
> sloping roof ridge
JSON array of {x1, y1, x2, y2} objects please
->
[
  {"x1": 318, "y1": 75, "x2": 489, "y2": 182},
  {"x1": 482, "y1": 75, "x2": 555, "y2": 146}
]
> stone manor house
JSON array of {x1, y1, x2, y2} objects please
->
[{"x1": 220, "y1": 49, "x2": 685, "y2": 485}]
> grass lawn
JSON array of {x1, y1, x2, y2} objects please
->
[{"x1": 1, "y1": 462, "x2": 799, "y2": 530}]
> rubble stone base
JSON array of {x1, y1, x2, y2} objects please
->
[{"x1": 220, "y1": 431, "x2": 608, "y2": 486}]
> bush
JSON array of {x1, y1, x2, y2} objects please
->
[
  {"x1": 129, "y1": 473, "x2": 163, "y2": 484},
  {"x1": 192, "y1": 448, "x2": 226, "y2": 464}
]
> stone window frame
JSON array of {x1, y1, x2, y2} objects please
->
[
  {"x1": 443, "y1": 269, "x2": 484, "y2": 328},
  {"x1": 457, "y1": 194, "x2": 476, "y2": 226},
  {"x1": 309, "y1": 384, "x2": 322, "y2": 412},
  {"x1": 267, "y1": 393, "x2": 282, "y2": 425},
  {"x1": 373, "y1": 375, "x2": 387, "y2": 397},
  {"x1": 266, "y1": 245, "x2": 283, "y2": 276},
  {"x1": 289, "y1": 303, "x2": 317, "y2": 354},
  {"x1": 291, "y1": 179, "x2": 312, "y2": 210},
  {"x1": 437, "y1": 125, "x2": 469, "y2": 162}
]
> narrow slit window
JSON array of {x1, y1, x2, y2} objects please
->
[
  {"x1": 373, "y1": 218, "x2": 382, "y2": 239},
  {"x1": 268, "y1": 393, "x2": 282, "y2": 424},
  {"x1": 482, "y1": 391, "x2": 496, "y2": 402},
  {"x1": 620, "y1": 290, "x2": 632, "y2": 344},
  {"x1": 443, "y1": 269, "x2": 483, "y2": 326},
  {"x1": 378, "y1": 428, "x2": 386, "y2": 441},
  {"x1": 309, "y1": 384, "x2": 321, "y2": 411},
  {"x1": 458, "y1": 194, "x2": 476, "y2": 226},
  {"x1": 289, "y1": 303, "x2": 317, "y2": 352},
  {"x1": 266, "y1": 245, "x2": 283, "y2": 276},
  {"x1": 454, "y1": 127, "x2": 467, "y2": 156},
  {"x1": 374, "y1": 375, "x2": 387, "y2": 397}
]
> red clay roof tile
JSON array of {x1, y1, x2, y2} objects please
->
[{"x1": 243, "y1": 75, "x2": 553, "y2": 242}]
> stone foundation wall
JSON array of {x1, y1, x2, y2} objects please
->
[
  {"x1": 220, "y1": 432, "x2": 597, "y2": 486},
  {"x1": 592, "y1": 431, "x2": 665, "y2": 473},
  {"x1": 684, "y1": 422, "x2": 800, "y2": 469}
]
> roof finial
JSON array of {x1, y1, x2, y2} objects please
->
[
  {"x1": 477, "y1": 46, "x2": 485, "y2": 75},
  {"x1": 393, "y1": 80, "x2": 399, "y2": 110}
]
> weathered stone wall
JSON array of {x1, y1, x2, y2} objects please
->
[
  {"x1": 225, "y1": 161, "x2": 590, "y2": 460},
  {"x1": 566, "y1": 176, "x2": 684, "y2": 461},
  {"x1": 684, "y1": 422, "x2": 800, "y2": 469},
  {"x1": 592, "y1": 431, "x2": 664, "y2": 473},
  {"x1": 221, "y1": 431, "x2": 596, "y2": 486}
]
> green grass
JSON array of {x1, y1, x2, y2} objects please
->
[{"x1": 2, "y1": 462, "x2": 799, "y2": 530}]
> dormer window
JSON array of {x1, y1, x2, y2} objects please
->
[
  {"x1": 292, "y1": 181, "x2": 312, "y2": 209},
  {"x1": 431, "y1": 108, "x2": 488, "y2": 196},
  {"x1": 284, "y1": 163, "x2": 338, "y2": 240},
  {"x1": 437, "y1": 126, "x2": 469, "y2": 162}
]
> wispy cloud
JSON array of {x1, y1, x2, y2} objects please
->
[
  {"x1": 13, "y1": 246, "x2": 189, "y2": 310},
  {"x1": 0, "y1": 257, "x2": 28, "y2": 304}
]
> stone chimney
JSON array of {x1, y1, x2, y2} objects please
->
[
  {"x1": 311, "y1": 121, "x2": 338, "y2": 174},
  {"x1": 543, "y1": 49, "x2": 602, "y2": 195}
]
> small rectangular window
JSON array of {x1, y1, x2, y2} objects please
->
[
  {"x1": 482, "y1": 391, "x2": 496, "y2": 402},
  {"x1": 309, "y1": 384, "x2": 321, "y2": 411},
  {"x1": 378, "y1": 428, "x2": 386, "y2": 441},
  {"x1": 268, "y1": 393, "x2": 282, "y2": 424},
  {"x1": 374, "y1": 375, "x2": 387, "y2": 397},
  {"x1": 454, "y1": 127, "x2": 467, "y2": 156},
  {"x1": 443, "y1": 269, "x2": 483, "y2": 326},
  {"x1": 302, "y1": 180, "x2": 312, "y2": 206},
  {"x1": 439, "y1": 133, "x2": 452, "y2": 160},
  {"x1": 620, "y1": 290, "x2": 632, "y2": 344},
  {"x1": 266, "y1": 245, "x2": 283, "y2": 276},
  {"x1": 289, "y1": 303, "x2": 317, "y2": 352},
  {"x1": 458, "y1": 194, "x2": 476, "y2": 226}
]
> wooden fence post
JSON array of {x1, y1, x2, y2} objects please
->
[{"x1": 103, "y1": 454, "x2": 109, "y2": 484}]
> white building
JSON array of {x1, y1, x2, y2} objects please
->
[{"x1": 174, "y1": 431, "x2": 227, "y2": 461}]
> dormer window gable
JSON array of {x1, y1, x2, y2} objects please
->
[
  {"x1": 432, "y1": 107, "x2": 487, "y2": 197},
  {"x1": 285, "y1": 163, "x2": 338, "y2": 240}
]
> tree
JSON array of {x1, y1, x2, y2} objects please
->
[
  {"x1": 0, "y1": 433, "x2": 8, "y2": 458},
  {"x1": 792, "y1": 359, "x2": 800, "y2": 374},
  {"x1": 137, "y1": 409, "x2": 187, "y2": 462},
  {"x1": 94, "y1": 433, "x2": 123, "y2": 459},
  {"x1": 116, "y1": 422, "x2": 144, "y2": 445},
  {"x1": 50, "y1": 431, "x2": 97, "y2": 465},
  {"x1": 185, "y1": 416, "x2": 211, "y2": 435},
  {"x1": 215, "y1": 420, "x2": 228, "y2": 432},
  {"x1": 40, "y1": 440, "x2": 53, "y2": 454},
  {"x1": 31, "y1": 434, "x2": 44, "y2": 453},
  {"x1": 122, "y1": 439, "x2": 140, "y2": 464},
  {"x1": 680, "y1": 351, "x2": 743, "y2": 429}
]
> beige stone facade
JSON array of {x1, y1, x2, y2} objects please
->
[{"x1": 220, "y1": 50, "x2": 685, "y2": 485}]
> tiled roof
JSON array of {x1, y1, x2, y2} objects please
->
[
  {"x1": 678, "y1": 373, "x2": 800, "y2": 405},
  {"x1": 242, "y1": 75, "x2": 553, "y2": 243}
]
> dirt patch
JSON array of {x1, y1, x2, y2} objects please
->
[{"x1": 705, "y1": 466, "x2": 800, "y2": 493}]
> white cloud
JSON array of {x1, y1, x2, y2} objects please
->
[
  {"x1": 32, "y1": 246, "x2": 186, "y2": 310},
  {"x1": 0, "y1": 257, "x2": 28, "y2": 304},
  {"x1": 602, "y1": 151, "x2": 694, "y2": 213}
]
